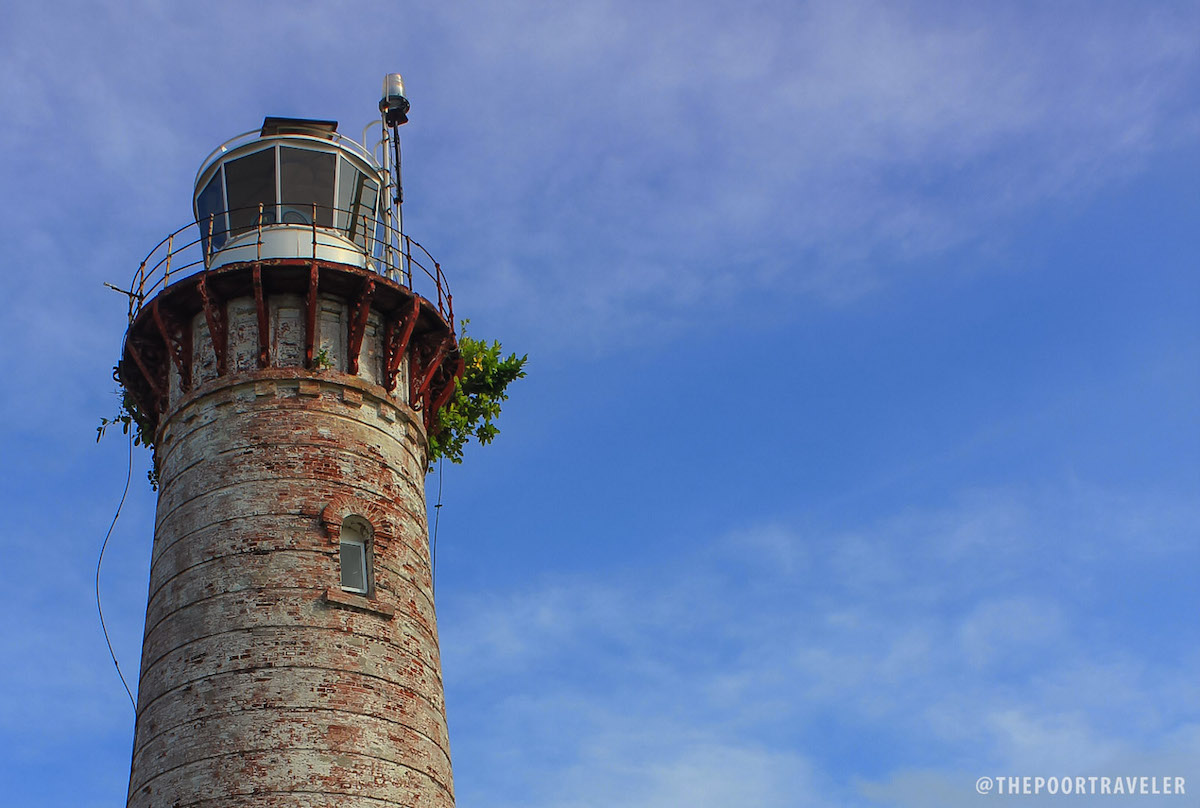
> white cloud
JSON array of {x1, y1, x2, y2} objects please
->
[
  {"x1": 2, "y1": 2, "x2": 1197, "y2": 353},
  {"x1": 412, "y1": 1, "x2": 1200, "y2": 345},
  {"x1": 0, "y1": 4, "x2": 1195, "y2": 804},
  {"x1": 442, "y1": 481, "x2": 1200, "y2": 805},
  {"x1": 552, "y1": 739, "x2": 830, "y2": 808},
  {"x1": 857, "y1": 768, "x2": 969, "y2": 808},
  {"x1": 958, "y1": 597, "x2": 1067, "y2": 669}
]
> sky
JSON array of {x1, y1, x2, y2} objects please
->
[{"x1": 1, "y1": 1, "x2": 1198, "y2": 806}]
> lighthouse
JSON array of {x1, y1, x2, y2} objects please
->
[{"x1": 116, "y1": 76, "x2": 462, "y2": 807}]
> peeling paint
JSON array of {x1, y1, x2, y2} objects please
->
[{"x1": 123, "y1": 261, "x2": 458, "y2": 808}]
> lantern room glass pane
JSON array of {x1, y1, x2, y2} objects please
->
[
  {"x1": 280, "y1": 147, "x2": 335, "y2": 228},
  {"x1": 196, "y1": 167, "x2": 227, "y2": 254},
  {"x1": 336, "y1": 158, "x2": 358, "y2": 234},
  {"x1": 337, "y1": 158, "x2": 381, "y2": 249},
  {"x1": 357, "y1": 180, "x2": 380, "y2": 249},
  {"x1": 225, "y1": 148, "x2": 277, "y2": 235}
]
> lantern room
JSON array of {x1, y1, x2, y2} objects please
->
[{"x1": 193, "y1": 117, "x2": 385, "y2": 271}]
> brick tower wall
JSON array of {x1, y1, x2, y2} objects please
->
[{"x1": 123, "y1": 266, "x2": 456, "y2": 808}]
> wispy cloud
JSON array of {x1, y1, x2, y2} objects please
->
[
  {"x1": 441, "y1": 481, "x2": 1200, "y2": 805},
  {"x1": 0, "y1": 5, "x2": 1195, "y2": 806},
  {"x1": 6, "y1": 3, "x2": 1194, "y2": 353},
  {"x1": 408, "y1": 1, "x2": 1200, "y2": 345}
]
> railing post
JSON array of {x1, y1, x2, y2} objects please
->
[
  {"x1": 257, "y1": 203, "x2": 264, "y2": 261},
  {"x1": 133, "y1": 260, "x2": 147, "y2": 321},
  {"x1": 384, "y1": 219, "x2": 394, "y2": 280},
  {"x1": 434, "y1": 260, "x2": 444, "y2": 315},
  {"x1": 312, "y1": 202, "x2": 318, "y2": 258},
  {"x1": 206, "y1": 214, "x2": 215, "y2": 262},
  {"x1": 362, "y1": 213, "x2": 371, "y2": 269},
  {"x1": 404, "y1": 235, "x2": 414, "y2": 288}
]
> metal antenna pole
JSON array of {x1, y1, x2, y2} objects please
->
[
  {"x1": 379, "y1": 73, "x2": 410, "y2": 285},
  {"x1": 381, "y1": 117, "x2": 396, "y2": 280},
  {"x1": 392, "y1": 124, "x2": 404, "y2": 281}
]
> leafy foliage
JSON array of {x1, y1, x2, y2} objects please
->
[
  {"x1": 428, "y1": 322, "x2": 527, "y2": 467},
  {"x1": 98, "y1": 324, "x2": 524, "y2": 486},
  {"x1": 313, "y1": 346, "x2": 334, "y2": 370},
  {"x1": 97, "y1": 373, "x2": 160, "y2": 489}
]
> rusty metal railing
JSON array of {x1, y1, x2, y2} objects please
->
[{"x1": 117, "y1": 204, "x2": 453, "y2": 332}]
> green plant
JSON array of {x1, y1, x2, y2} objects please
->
[
  {"x1": 313, "y1": 346, "x2": 334, "y2": 371},
  {"x1": 97, "y1": 373, "x2": 160, "y2": 489},
  {"x1": 428, "y1": 321, "x2": 527, "y2": 467},
  {"x1": 99, "y1": 322, "x2": 525, "y2": 486}
]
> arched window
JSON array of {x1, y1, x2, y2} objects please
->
[{"x1": 339, "y1": 516, "x2": 373, "y2": 594}]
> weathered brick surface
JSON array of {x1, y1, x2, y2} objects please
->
[
  {"x1": 145, "y1": 526, "x2": 434, "y2": 618},
  {"x1": 158, "y1": 795, "x2": 417, "y2": 808},
  {"x1": 127, "y1": 282, "x2": 454, "y2": 808},
  {"x1": 133, "y1": 706, "x2": 451, "y2": 780},
  {"x1": 133, "y1": 667, "x2": 450, "y2": 752},
  {"x1": 139, "y1": 574, "x2": 443, "y2": 673},
  {"x1": 131, "y1": 747, "x2": 451, "y2": 808}
]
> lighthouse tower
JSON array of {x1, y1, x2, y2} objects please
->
[{"x1": 117, "y1": 76, "x2": 462, "y2": 808}]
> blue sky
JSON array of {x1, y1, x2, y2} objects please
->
[{"x1": 2, "y1": 2, "x2": 1198, "y2": 806}]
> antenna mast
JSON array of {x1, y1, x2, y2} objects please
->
[{"x1": 380, "y1": 73, "x2": 411, "y2": 284}]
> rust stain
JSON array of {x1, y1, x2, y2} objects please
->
[{"x1": 123, "y1": 259, "x2": 458, "y2": 808}]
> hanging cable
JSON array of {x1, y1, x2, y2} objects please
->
[
  {"x1": 431, "y1": 455, "x2": 444, "y2": 594},
  {"x1": 97, "y1": 430, "x2": 137, "y2": 711},
  {"x1": 392, "y1": 129, "x2": 409, "y2": 287}
]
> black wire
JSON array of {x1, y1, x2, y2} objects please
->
[
  {"x1": 97, "y1": 430, "x2": 136, "y2": 711},
  {"x1": 432, "y1": 455, "x2": 443, "y2": 595},
  {"x1": 392, "y1": 125, "x2": 404, "y2": 207},
  {"x1": 393, "y1": 129, "x2": 409, "y2": 286}
]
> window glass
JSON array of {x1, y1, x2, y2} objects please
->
[
  {"x1": 336, "y1": 157, "x2": 359, "y2": 235},
  {"x1": 196, "y1": 167, "x2": 227, "y2": 254},
  {"x1": 372, "y1": 215, "x2": 387, "y2": 262},
  {"x1": 337, "y1": 159, "x2": 382, "y2": 248},
  {"x1": 225, "y1": 147, "x2": 277, "y2": 235},
  {"x1": 357, "y1": 180, "x2": 380, "y2": 250},
  {"x1": 339, "y1": 540, "x2": 367, "y2": 593},
  {"x1": 280, "y1": 147, "x2": 335, "y2": 228},
  {"x1": 339, "y1": 517, "x2": 371, "y2": 594}
]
